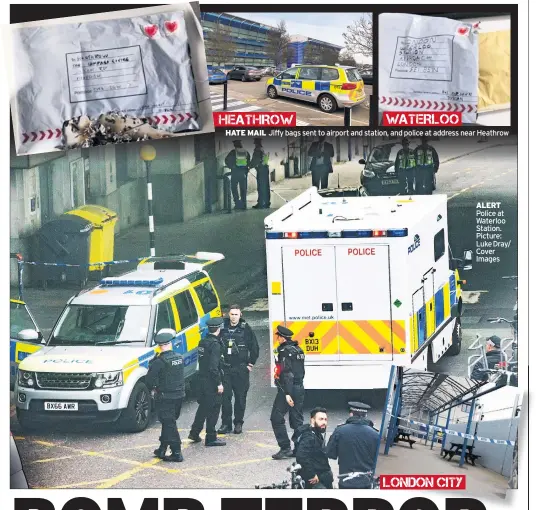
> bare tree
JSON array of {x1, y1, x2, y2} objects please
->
[
  {"x1": 343, "y1": 14, "x2": 373, "y2": 59},
  {"x1": 267, "y1": 20, "x2": 291, "y2": 69},
  {"x1": 338, "y1": 50, "x2": 357, "y2": 66},
  {"x1": 206, "y1": 22, "x2": 237, "y2": 67},
  {"x1": 319, "y1": 47, "x2": 340, "y2": 66}
]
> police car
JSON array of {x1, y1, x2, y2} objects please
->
[
  {"x1": 10, "y1": 299, "x2": 43, "y2": 390},
  {"x1": 14, "y1": 253, "x2": 224, "y2": 433},
  {"x1": 359, "y1": 142, "x2": 437, "y2": 196},
  {"x1": 266, "y1": 65, "x2": 367, "y2": 113}
]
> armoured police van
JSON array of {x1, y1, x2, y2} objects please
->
[
  {"x1": 14, "y1": 253, "x2": 224, "y2": 432},
  {"x1": 265, "y1": 189, "x2": 472, "y2": 390}
]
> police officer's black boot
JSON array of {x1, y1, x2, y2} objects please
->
[
  {"x1": 233, "y1": 423, "x2": 243, "y2": 434},
  {"x1": 206, "y1": 435, "x2": 226, "y2": 447},
  {"x1": 218, "y1": 423, "x2": 233, "y2": 434},
  {"x1": 188, "y1": 431, "x2": 202, "y2": 443},
  {"x1": 272, "y1": 448, "x2": 293, "y2": 460},
  {"x1": 153, "y1": 440, "x2": 168, "y2": 459},
  {"x1": 164, "y1": 443, "x2": 184, "y2": 462}
]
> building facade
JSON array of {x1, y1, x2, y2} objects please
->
[{"x1": 201, "y1": 12, "x2": 343, "y2": 70}]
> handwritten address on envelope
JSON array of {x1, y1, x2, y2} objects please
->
[{"x1": 390, "y1": 35, "x2": 454, "y2": 82}]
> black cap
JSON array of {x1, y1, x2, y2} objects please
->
[
  {"x1": 487, "y1": 335, "x2": 501, "y2": 347},
  {"x1": 276, "y1": 325, "x2": 294, "y2": 339},
  {"x1": 155, "y1": 329, "x2": 176, "y2": 345},
  {"x1": 233, "y1": 139, "x2": 242, "y2": 145},
  {"x1": 348, "y1": 402, "x2": 371, "y2": 413},
  {"x1": 207, "y1": 317, "x2": 224, "y2": 329},
  {"x1": 253, "y1": 137, "x2": 263, "y2": 144}
]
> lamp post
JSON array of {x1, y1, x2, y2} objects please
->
[{"x1": 140, "y1": 145, "x2": 157, "y2": 257}]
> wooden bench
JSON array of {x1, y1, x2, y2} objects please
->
[
  {"x1": 394, "y1": 431, "x2": 416, "y2": 448},
  {"x1": 441, "y1": 444, "x2": 481, "y2": 466}
]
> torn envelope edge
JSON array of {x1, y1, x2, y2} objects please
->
[{"x1": 5, "y1": 1, "x2": 214, "y2": 154}]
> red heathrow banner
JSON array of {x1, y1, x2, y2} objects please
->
[{"x1": 213, "y1": 111, "x2": 296, "y2": 127}]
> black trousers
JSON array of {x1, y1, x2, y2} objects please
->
[
  {"x1": 304, "y1": 472, "x2": 334, "y2": 489},
  {"x1": 191, "y1": 380, "x2": 222, "y2": 443},
  {"x1": 339, "y1": 478, "x2": 373, "y2": 489},
  {"x1": 400, "y1": 169, "x2": 415, "y2": 194},
  {"x1": 421, "y1": 167, "x2": 435, "y2": 194},
  {"x1": 270, "y1": 384, "x2": 305, "y2": 450},
  {"x1": 256, "y1": 164, "x2": 271, "y2": 206},
  {"x1": 156, "y1": 398, "x2": 183, "y2": 448},
  {"x1": 312, "y1": 167, "x2": 329, "y2": 190},
  {"x1": 231, "y1": 169, "x2": 248, "y2": 207},
  {"x1": 221, "y1": 365, "x2": 250, "y2": 426}
]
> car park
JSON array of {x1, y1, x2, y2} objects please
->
[
  {"x1": 227, "y1": 66, "x2": 262, "y2": 82},
  {"x1": 266, "y1": 64, "x2": 367, "y2": 113},
  {"x1": 14, "y1": 253, "x2": 225, "y2": 433}
]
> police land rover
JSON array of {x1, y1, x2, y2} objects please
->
[{"x1": 15, "y1": 253, "x2": 224, "y2": 433}]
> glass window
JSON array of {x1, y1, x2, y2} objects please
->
[
  {"x1": 194, "y1": 280, "x2": 219, "y2": 314},
  {"x1": 50, "y1": 305, "x2": 152, "y2": 346},
  {"x1": 298, "y1": 67, "x2": 322, "y2": 80},
  {"x1": 321, "y1": 68, "x2": 340, "y2": 81},
  {"x1": 156, "y1": 300, "x2": 175, "y2": 333},
  {"x1": 345, "y1": 68, "x2": 362, "y2": 83},
  {"x1": 10, "y1": 302, "x2": 36, "y2": 338},
  {"x1": 173, "y1": 290, "x2": 198, "y2": 331},
  {"x1": 280, "y1": 67, "x2": 299, "y2": 80},
  {"x1": 434, "y1": 229, "x2": 446, "y2": 262}
]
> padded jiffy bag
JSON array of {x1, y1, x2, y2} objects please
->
[
  {"x1": 379, "y1": 13, "x2": 479, "y2": 124},
  {"x1": 9, "y1": 10, "x2": 202, "y2": 155}
]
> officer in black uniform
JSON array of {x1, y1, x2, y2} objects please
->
[
  {"x1": 189, "y1": 317, "x2": 226, "y2": 447},
  {"x1": 217, "y1": 305, "x2": 260, "y2": 435},
  {"x1": 146, "y1": 329, "x2": 185, "y2": 462},
  {"x1": 271, "y1": 325, "x2": 306, "y2": 460},
  {"x1": 327, "y1": 402, "x2": 380, "y2": 488}
]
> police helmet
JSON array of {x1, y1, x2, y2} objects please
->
[
  {"x1": 276, "y1": 325, "x2": 294, "y2": 340},
  {"x1": 348, "y1": 401, "x2": 371, "y2": 414},
  {"x1": 155, "y1": 329, "x2": 176, "y2": 345},
  {"x1": 253, "y1": 137, "x2": 263, "y2": 145}
]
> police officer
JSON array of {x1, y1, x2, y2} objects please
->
[
  {"x1": 146, "y1": 329, "x2": 185, "y2": 462},
  {"x1": 224, "y1": 140, "x2": 251, "y2": 210},
  {"x1": 271, "y1": 325, "x2": 306, "y2": 460},
  {"x1": 470, "y1": 335, "x2": 507, "y2": 385},
  {"x1": 295, "y1": 407, "x2": 334, "y2": 489},
  {"x1": 326, "y1": 402, "x2": 379, "y2": 489},
  {"x1": 189, "y1": 317, "x2": 226, "y2": 447},
  {"x1": 250, "y1": 138, "x2": 271, "y2": 209},
  {"x1": 394, "y1": 138, "x2": 416, "y2": 194},
  {"x1": 217, "y1": 305, "x2": 260, "y2": 434},
  {"x1": 414, "y1": 136, "x2": 439, "y2": 194},
  {"x1": 308, "y1": 135, "x2": 334, "y2": 190}
]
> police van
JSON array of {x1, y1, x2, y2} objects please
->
[
  {"x1": 264, "y1": 189, "x2": 472, "y2": 390},
  {"x1": 14, "y1": 253, "x2": 224, "y2": 432},
  {"x1": 10, "y1": 299, "x2": 43, "y2": 389},
  {"x1": 266, "y1": 65, "x2": 367, "y2": 113}
]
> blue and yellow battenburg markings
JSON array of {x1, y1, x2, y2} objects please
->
[{"x1": 410, "y1": 274, "x2": 458, "y2": 353}]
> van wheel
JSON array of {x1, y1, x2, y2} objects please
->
[
  {"x1": 447, "y1": 318, "x2": 462, "y2": 356},
  {"x1": 318, "y1": 94, "x2": 337, "y2": 113},
  {"x1": 267, "y1": 86, "x2": 278, "y2": 99},
  {"x1": 16, "y1": 409, "x2": 39, "y2": 432},
  {"x1": 118, "y1": 382, "x2": 151, "y2": 432}
]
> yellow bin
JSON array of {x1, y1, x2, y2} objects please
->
[{"x1": 66, "y1": 205, "x2": 118, "y2": 272}]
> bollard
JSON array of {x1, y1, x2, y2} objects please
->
[
  {"x1": 344, "y1": 107, "x2": 352, "y2": 127},
  {"x1": 223, "y1": 79, "x2": 228, "y2": 111}
]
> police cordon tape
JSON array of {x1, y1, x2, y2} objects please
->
[
  {"x1": 386, "y1": 414, "x2": 516, "y2": 446},
  {"x1": 14, "y1": 257, "x2": 147, "y2": 268}
]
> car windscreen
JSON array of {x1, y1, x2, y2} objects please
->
[
  {"x1": 10, "y1": 302, "x2": 36, "y2": 338},
  {"x1": 366, "y1": 145, "x2": 399, "y2": 174},
  {"x1": 49, "y1": 305, "x2": 152, "y2": 346},
  {"x1": 345, "y1": 68, "x2": 363, "y2": 82}
]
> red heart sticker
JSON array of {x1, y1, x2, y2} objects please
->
[
  {"x1": 457, "y1": 26, "x2": 469, "y2": 36},
  {"x1": 165, "y1": 21, "x2": 178, "y2": 33},
  {"x1": 144, "y1": 24, "x2": 158, "y2": 38}
]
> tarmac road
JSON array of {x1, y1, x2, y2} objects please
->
[{"x1": 210, "y1": 76, "x2": 372, "y2": 126}]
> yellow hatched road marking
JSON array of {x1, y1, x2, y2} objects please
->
[{"x1": 97, "y1": 457, "x2": 162, "y2": 489}]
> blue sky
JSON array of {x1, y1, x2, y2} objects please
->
[{"x1": 227, "y1": 12, "x2": 372, "y2": 57}]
